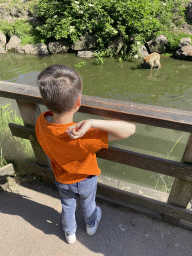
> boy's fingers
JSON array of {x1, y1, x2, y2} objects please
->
[{"x1": 66, "y1": 121, "x2": 88, "y2": 139}]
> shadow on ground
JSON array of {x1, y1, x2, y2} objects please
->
[{"x1": 1, "y1": 178, "x2": 192, "y2": 256}]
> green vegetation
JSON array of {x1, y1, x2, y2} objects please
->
[
  {"x1": 0, "y1": 148, "x2": 8, "y2": 168},
  {"x1": 0, "y1": 103, "x2": 34, "y2": 164},
  {"x1": 30, "y1": 0, "x2": 188, "y2": 59},
  {"x1": 0, "y1": 0, "x2": 190, "y2": 58},
  {"x1": 155, "y1": 134, "x2": 184, "y2": 193},
  {"x1": 74, "y1": 61, "x2": 86, "y2": 68},
  {"x1": 0, "y1": 20, "x2": 46, "y2": 46},
  {"x1": 155, "y1": 30, "x2": 192, "y2": 53}
]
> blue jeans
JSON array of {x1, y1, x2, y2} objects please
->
[{"x1": 55, "y1": 175, "x2": 98, "y2": 235}]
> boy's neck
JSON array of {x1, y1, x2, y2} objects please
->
[
  {"x1": 51, "y1": 94, "x2": 81, "y2": 124},
  {"x1": 52, "y1": 111, "x2": 74, "y2": 125}
]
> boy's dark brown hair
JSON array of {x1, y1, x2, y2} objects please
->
[{"x1": 37, "y1": 64, "x2": 82, "y2": 114}]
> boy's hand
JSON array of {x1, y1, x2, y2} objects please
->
[
  {"x1": 66, "y1": 119, "x2": 136, "y2": 141},
  {"x1": 66, "y1": 120, "x2": 92, "y2": 139}
]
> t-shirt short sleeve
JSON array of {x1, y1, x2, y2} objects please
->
[{"x1": 79, "y1": 128, "x2": 108, "y2": 153}]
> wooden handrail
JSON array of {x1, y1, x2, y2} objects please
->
[
  {"x1": 1, "y1": 80, "x2": 192, "y2": 230},
  {"x1": 1, "y1": 81, "x2": 192, "y2": 132}
]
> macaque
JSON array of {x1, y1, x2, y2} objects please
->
[{"x1": 143, "y1": 52, "x2": 162, "y2": 70}]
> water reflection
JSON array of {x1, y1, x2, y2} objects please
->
[{"x1": 1, "y1": 52, "x2": 192, "y2": 192}]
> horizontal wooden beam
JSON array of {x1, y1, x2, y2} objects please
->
[
  {"x1": 9, "y1": 123, "x2": 192, "y2": 181},
  {"x1": 80, "y1": 95, "x2": 192, "y2": 132},
  {"x1": 0, "y1": 81, "x2": 43, "y2": 104},
  {"x1": 97, "y1": 183, "x2": 192, "y2": 223},
  {"x1": 97, "y1": 147, "x2": 192, "y2": 182},
  {"x1": 1, "y1": 81, "x2": 192, "y2": 132},
  {"x1": 25, "y1": 161, "x2": 54, "y2": 180},
  {"x1": 22, "y1": 161, "x2": 192, "y2": 224},
  {"x1": 9, "y1": 123, "x2": 36, "y2": 140}
]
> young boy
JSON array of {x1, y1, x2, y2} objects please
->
[{"x1": 35, "y1": 64, "x2": 136, "y2": 244}]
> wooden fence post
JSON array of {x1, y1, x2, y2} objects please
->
[
  {"x1": 16, "y1": 99, "x2": 50, "y2": 167},
  {"x1": 164, "y1": 134, "x2": 192, "y2": 225},
  {"x1": 2, "y1": 82, "x2": 192, "y2": 228}
]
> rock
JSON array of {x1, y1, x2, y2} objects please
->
[
  {"x1": 6, "y1": 36, "x2": 21, "y2": 51},
  {"x1": 0, "y1": 163, "x2": 15, "y2": 178},
  {"x1": 71, "y1": 34, "x2": 96, "y2": 50},
  {"x1": 108, "y1": 38, "x2": 123, "y2": 54},
  {"x1": 0, "y1": 5, "x2": 28, "y2": 21},
  {"x1": 138, "y1": 45, "x2": 149, "y2": 58},
  {"x1": 0, "y1": 45, "x2": 6, "y2": 53},
  {"x1": 10, "y1": 7, "x2": 24, "y2": 18},
  {"x1": 186, "y1": 2, "x2": 192, "y2": 21},
  {"x1": 27, "y1": 17, "x2": 42, "y2": 26},
  {"x1": 181, "y1": 23, "x2": 192, "y2": 35},
  {"x1": 77, "y1": 51, "x2": 94, "y2": 58},
  {"x1": 15, "y1": 45, "x2": 25, "y2": 54},
  {"x1": 48, "y1": 41, "x2": 69, "y2": 54},
  {"x1": 147, "y1": 35, "x2": 168, "y2": 53},
  {"x1": 25, "y1": 43, "x2": 49, "y2": 55},
  {"x1": 0, "y1": 6, "x2": 10, "y2": 20},
  {"x1": 175, "y1": 45, "x2": 192, "y2": 60},
  {"x1": 0, "y1": 31, "x2": 6, "y2": 48},
  {"x1": 15, "y1": 43, "x2": 49, "y2": 55},
  {"x1": 178, "y1": 37, "x2": 191, "y2": 48}
]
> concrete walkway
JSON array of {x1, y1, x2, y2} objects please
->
[{"x1": 1, "y1": 177, "x2": 192, "y2": 256}]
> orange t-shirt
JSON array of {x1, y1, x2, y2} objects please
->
[{"x1": 35, "y1": 111, "x2": 108, "y2": 184}]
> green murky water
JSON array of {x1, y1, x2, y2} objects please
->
[{"x1": 1, "y1": 52, "x2": 192, "y2": 192}]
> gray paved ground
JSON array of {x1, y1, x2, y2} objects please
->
[{"x1": 1, "y1": 177, "x2": 192, "y2": 256}]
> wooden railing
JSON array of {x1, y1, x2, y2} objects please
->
[{"x1": 1, "y1": 81, "x2": 192, "y2": 229}]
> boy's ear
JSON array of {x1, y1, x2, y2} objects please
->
[{"x1": 75, "y1": 95, "x2": 81, "y2": 108}]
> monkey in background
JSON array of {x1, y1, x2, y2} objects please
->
[{"x1": 142, "y1": 52, "x2": 162, "y2": 70}]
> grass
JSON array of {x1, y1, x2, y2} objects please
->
[
  {"x1": 0, "y1": 19, "x2": 46, "y2": 46},
  {"x1": 0, "y1": 147, "x2": 7, "y2": 167},
  {"x1": 0, "y1": 103, "x2": 34, "y2": 165},
  {"x1": 0, "y1": 0, "x2": 46, "y2": 46},
  {"x1": 155, "y1": 134, "x2": 184, "y2": 193}
]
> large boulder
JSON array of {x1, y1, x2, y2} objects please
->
[
  {"x1": 16, "y1": 43, "x2": 49, "y2": 55},
  {"x1": 48, "y1": 41, "x2": 69, "y2": 54},
  {"x1": 138, "y1": 45, "x2": 149, "y2": 58},
  {"x1": 77, "y1": 51, "x2": 94, "y2": 58},
  {"x1": 177, "y1": 37, "x2": 191, "y2": 48},
  {"x1": 15, "y1": 45, "x2": 25, "y2": 54},
  {"x1": 147, "y1": 35, "x2": 168, "y2": 53},
  {"x1": 6, "y1": 36, "x2": 21, "y2": 51},
  {"x1": 0, "y1": 5, "x2": 28, "y2": 21},
  {"x1": 175, "y1": 45, "x2": 192, "y2": 60},
  {"x1": 0, "y1": 31, "x2": 6, "y2": 48},
  {"x1": 28, "y1": 17, "x2": 42, "y2": 26},
  {"x1": 181, "y1": 23, "x2": 192, "y2": 35},
  {"x1": 71, "y1": 34, "x2": 96, "y2": 50},
  {"x1": 0, "y1": 45, "x2": 6, "y2": 53},
  {"x1": 108, "y1": 38, "x2": 123, "y2": 54}
]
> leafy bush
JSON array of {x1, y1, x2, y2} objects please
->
[{"x1": 31, "y1": 0, "x2": 187, "y2": 58}]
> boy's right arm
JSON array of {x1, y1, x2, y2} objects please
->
[{"x1": 66, "y1": 119, "x2": 136, "y2": 141}]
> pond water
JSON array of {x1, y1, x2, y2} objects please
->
[{"x1": 1, "y1": 52, "x2": 192, "y2": 192}]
